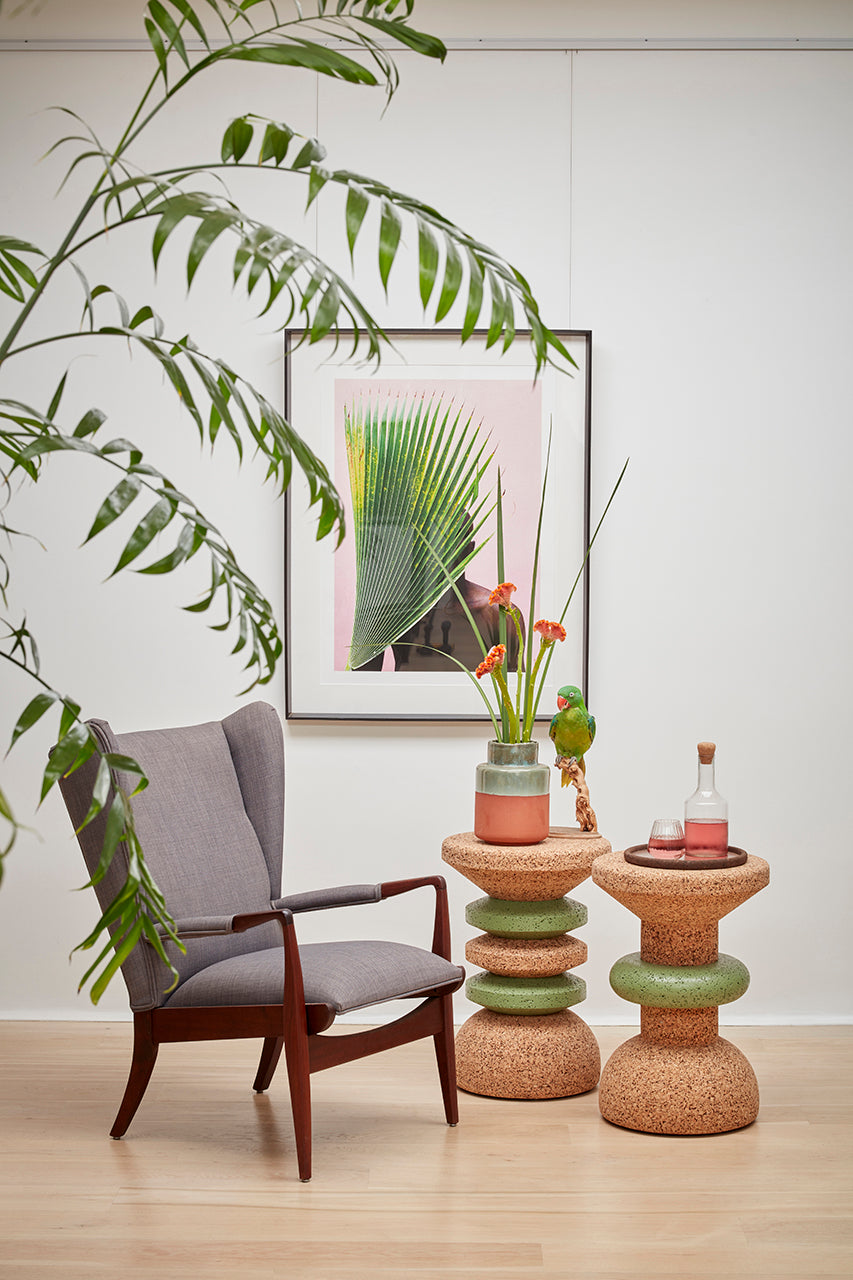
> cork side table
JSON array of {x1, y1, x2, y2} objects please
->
[
  {"x1": 592, "y1": 850, "x2": 770, "y2": 1134},
  {"x1": 442, "y1": 828, "x2": 610, "y2": 1099}
]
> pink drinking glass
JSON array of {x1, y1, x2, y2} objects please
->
[{"x1": 648, "y1": 818, "x2": 685, "y2": 858}]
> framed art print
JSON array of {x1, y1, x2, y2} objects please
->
[{"x1": 284, "y1": 329, "x2": 591, "y2": 721}]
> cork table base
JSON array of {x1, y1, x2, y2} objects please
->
[
  {"x1": 455, "y1": 1008, "x2": 601, "y2": 1099},
  {"x1": 592, "y1": 849, "x2": 770, "y2": 1136},
  {"x1": 443, "y1": 829, "x2": 610, "y2": 1100},
  {"x1": 598, "y1": 1032, "x2": 759, "y2": 1134}
]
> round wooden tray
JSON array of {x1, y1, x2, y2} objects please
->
[{"x1": 623, "y1": 843, "x2": 748, "y2": 871}]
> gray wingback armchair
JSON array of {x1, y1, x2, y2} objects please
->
[{"x1": 58, "y1": 701, "x2": 464, "y2": 1180}]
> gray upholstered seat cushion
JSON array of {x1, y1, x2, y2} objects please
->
[{"x1": 163, "y1": 940, "x2": 464, "y2": 1014}]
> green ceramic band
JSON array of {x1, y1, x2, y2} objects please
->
[
  {"x1": 466, "y1": 971, "x2": 587, "y2": 1014},
  {"x1": 475, "y1": 740, "x2": 551, "y2": 796},
  {"x1": 465, "y1": 895, "x2": 588, "y2": 939},
  {"x1": 475, "y1": 762, "x2": 551, "y2": 796},
  {"x1": 609, "y1": 952, "x2": 751, "y2": 1009}
]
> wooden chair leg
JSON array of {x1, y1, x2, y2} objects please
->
[
  {"x1": 111, "y1": 1012, "x2": 158, "y2": 1138},
  {"x1": 433, "y1": 991, "x2": 459, "y2": 1126},
  {"x1": 253, "y1": 1036, "x2": 284, "y2": 1092},
  {"x1": 283, "y1": 1013, "x2": 313, "y2": 1181}
]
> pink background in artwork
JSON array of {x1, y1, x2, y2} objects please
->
[{"x1": 334, "y1": 377, "x2": 543, "y2": 670}]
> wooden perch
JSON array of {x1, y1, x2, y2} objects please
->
[{"x1": 555, "y1": 756, "x2": 598, "y2": 833}]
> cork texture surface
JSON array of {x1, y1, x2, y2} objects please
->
[
  {"x1": 591, "y1": 850, "x2": 770, "y2": 926},
  {"x1": 641, "y1": 1006, "x2": 718, "y2": 1046},
  {"x1": 465, "y1": 932, "x2": 588, "y2": 977},
  {"x1": 456, "y1": 1008, "x2": 601, "y2": 1099},
  {"x1": 443, "y1": 830, "x2": 611, "y2": 900},
  {"x1": 598, "y1": 1035, "x2": 760, "y2": 1134},
  {"x1": 641, "y1": 920, "x2": 718, "y2": 966}
]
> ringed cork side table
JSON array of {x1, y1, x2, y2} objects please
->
[
  {"x1": 442, "y1": 828, "x2": 610, "y2": 1099},
  {"x1": 592, "y1": 849, "x2": 770, "y2": 1134}
]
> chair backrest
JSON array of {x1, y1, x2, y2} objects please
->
[{"x1": 59, "y1": 702, "x2": 285, "y2": 1011}]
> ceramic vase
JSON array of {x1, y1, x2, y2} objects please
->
[{"x1": 474, "y1": 740, "x2": 550, "y2": 846}]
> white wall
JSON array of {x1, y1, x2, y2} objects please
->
[{"x1": 0, "y1": 1, "x2": 850, "y2": 1024}]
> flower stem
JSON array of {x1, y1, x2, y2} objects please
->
[{"x1": 491, "y1": 666, "x2": 519, "y2": 741}]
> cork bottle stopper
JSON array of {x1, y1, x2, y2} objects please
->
[{"x1": 697, "y1": 741, "x2": 716, "y2": 764}]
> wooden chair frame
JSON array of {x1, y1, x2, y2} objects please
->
[{"x1": 111, "y1": 875, "x2": 461, "y2": 1181}]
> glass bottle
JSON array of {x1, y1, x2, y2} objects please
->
[{"x1": 684, "y1": 741, "x2": 729, "y2": 857}]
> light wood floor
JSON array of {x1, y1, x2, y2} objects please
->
[{"x1": 0, "y1": 1023, "x2": 851, "y2": 1279}]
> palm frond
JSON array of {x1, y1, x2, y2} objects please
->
[{"x1": 344, "y1": 393, "x2": 493, "y2": 668}]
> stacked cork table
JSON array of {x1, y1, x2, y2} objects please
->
[
  {"x1": 592, "y1": 849, "x2": 770, "y2": 1134},
  {"x1": 442, "y1": 828, "x2": 610, "y2": 1099}
]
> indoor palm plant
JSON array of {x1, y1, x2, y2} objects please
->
[{"x1": 0, "y1": 0, "x2": 573, "y2": 997}]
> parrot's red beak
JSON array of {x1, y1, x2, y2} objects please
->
[{"x1": 557, "y1": 696, "x2": 567, "y2": 710}]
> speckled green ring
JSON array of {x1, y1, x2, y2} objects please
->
[
  {"x1": 466, "y1": 971, "x2": 587, "y2": 1014},
  {"x1": 609, "y1": 952, "x2": 750, "y2": 1009},
  {"x1": 465, "y1": 895, "x2": 588, "y2": 939}
]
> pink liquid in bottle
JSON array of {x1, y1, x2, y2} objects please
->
[{"x1": 684, "y1": 819, "x2": 728, "y2": 857}]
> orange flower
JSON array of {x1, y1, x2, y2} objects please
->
[
  {"x1": 475, "y1": 643, "x2": 507, "y2": 679},
  {"x1": 534, "y1": 619, "x2": 566, "y2": 644},
  {"x1": 488, "y1": 582, "x2": 517, "y2": 608}
]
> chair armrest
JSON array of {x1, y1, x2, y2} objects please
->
[
  {"x1": 156, "y1": 916, "x2": 238, "y2": 939},
  {"x1": 379, "y1": 875, "x2": 452, "y2": 961},
  {"x1": 271, "y1": 884, "x2": 382, "y2": 914},
  {"x1": 153, "y1": 912, "x2": 299, "y2": 940}
]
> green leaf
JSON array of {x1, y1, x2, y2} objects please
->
[
  {"x1": 0, "y1": 260, "x2": 24, "y2": 302},
  {"x1": 221, "y1": 116, "x2": 254, "y2": 163},
  {"x1": 417, "y1": 222, "x2": 439, "y2": 309},
  {"x1": 461, "y1": 249, "x2": 484, "y2": 341},
  {"x1": 221, "y1": 40, "x2": 380, "y2": 85},
  {"x1": 77, "y1": 755, "x2": 112, "y2": 831},
  {"x1": 9, "y1": 691, "x2": 59, "y2": 751},
  {"x1": 144, "y1": 15, "x2": 169, "y2": 81},
  {"x1": 310, "y1": 279, "x2": 340, "y2": 342},
  {"x1": 110, "y1": 497, "x2": 177, "y2": 575},
  {"x1": 152, "y1": 194, "x2": 200, "y2": 269},
  {"x1": 356, "y1": 16, "x2": 446, "y2": 60},
  {"x1": 435, "y1": 237, "x2": 462, "y2": 321},
  {"x1": 292, "y1": 137, "x2": 327, "y2": 171},
  {"x1": 345, "y1": 183, "x2": 369, "y2": 260},
  {"x1": 46, "y1": 373, "x2": 69, "y2": 422},
  {"x1": 103, "y1": 753, "x2": 148, "y2": 781},
  {"x1": 306, "y1": 165, "x2": 330, "y2": 208},
  {"x1": 73, "y1": 408, "x2": 107, "y2": 439},
  {"x1": 186, "y1": 212, "x2": 234, "y2": 286},
  {"x1": 378, "y1": 198, "x2": 401, "y2": 292},
  {"x1": 84, "y1": 475, "x2": 144, "y2": 542},
  {"x1": 169, "y1": 0, "x2": 210, "y2": 46},
  {"x1": 1, "y1": 249, "x2": 38, "y2": 290},
  {"x1": 149, "y1": 0, "x2": 190, "y2": 66},
  {"x1": 137, "y1": 520, "x2": 198, "y2": 574},
  {"x1": 41, "y1": 723, "x2": 92, "y2": 802},
  {"x1": 89, "y1": 919, "x2": 144, "y2": 1004},
  {"x1": 0, "y1": 235, "x2": 46, "y2": 258},
  {"x1": 259, "y1": 121, "x2": 294, "y2": 165}
]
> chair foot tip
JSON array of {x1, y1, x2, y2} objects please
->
[
  {"x1": 299, "y1": 1176, "x2": 312, "y2": 1183},
  {"x1": 447, "y1": 1121, "x2": 458, "y2": 1127}
]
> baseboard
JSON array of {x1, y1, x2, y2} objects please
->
[{"x1": 1, "y1": 1007, "x2": 850, "y2": 1026}]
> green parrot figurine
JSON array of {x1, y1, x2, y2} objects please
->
[{"x1": 549, "y1": 685, "x2": 596, "y2": 787}]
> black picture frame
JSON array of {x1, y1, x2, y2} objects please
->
[{"x1": 284, "y1": 329, "x2": 591, "y2": 722}]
